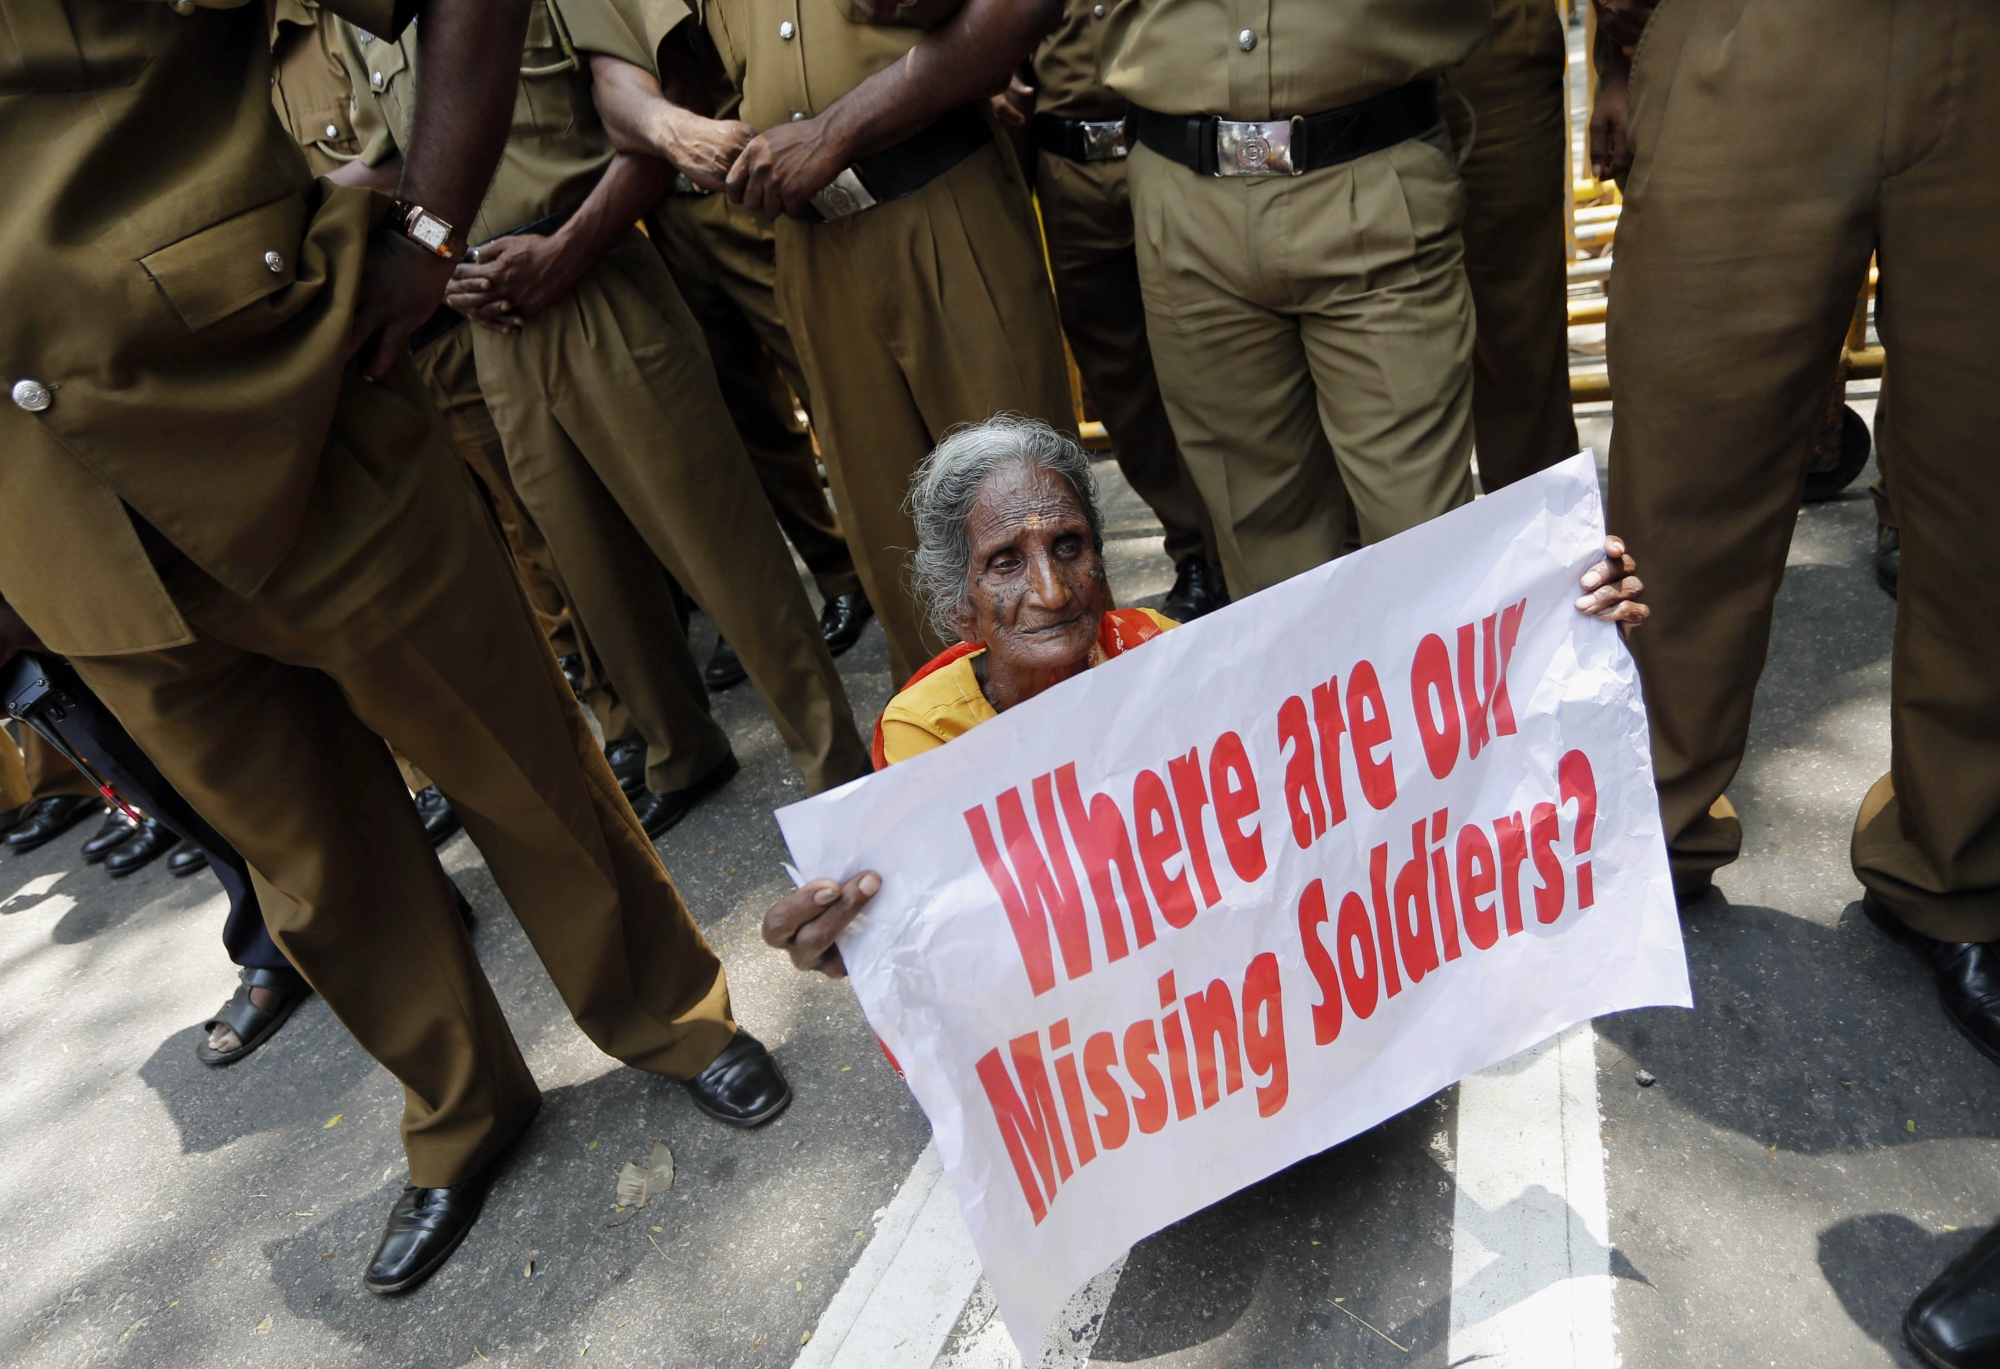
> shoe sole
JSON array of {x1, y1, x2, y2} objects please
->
[
  {"x1": 689, "y1": 1083, "x2": 793, "y2": 1129},
  {"x1": 1865, "y1": 896, "x2": 2000, "y2": 1069},
  {"x1": 362, "y1": 1211, "x2": 482, "y2": 1296}
]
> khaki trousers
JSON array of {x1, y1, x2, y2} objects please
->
[
  {"x1": 412, "y1": 325, "x2": 633, "y2": 752},
  {"x1": 66, "y1": 363, "x2": 735, "y2": 1186},
  {"x1": 473, "y1": 232, "x2": 868, "y2": 794},
  {"x1": 1037, "y1": 153, "x2": 1217, "y2": 569},
  {"x1": 1, "y1": 730, "x2": 28, "y2": 811},
  {"x1": 18, "y1": 728, "x2": 96, "y2": 801},
  {"x1": 1128, "y1": 127, "x2": 1477, "y2": 598},
  {"x1": 1447, "y1": 0, "x2": 1580, "y2": 490},
  {"x1": 649, "y1": 192, "x2": 861, "y2": 607},
  {"x1": 773, "y1": 140, "x2": 1075, "y2": 684},
  {"x1": 1607, "y1": 0, "x2": 2000, "y2": 938}
]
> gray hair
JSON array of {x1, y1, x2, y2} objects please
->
[{"x1": 905, "y1": 414, "x2": 1103, "y2": 641}]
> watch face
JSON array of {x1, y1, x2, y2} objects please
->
[{"x1": 410, "y1": 213, "x2": 451, "y2": 251}]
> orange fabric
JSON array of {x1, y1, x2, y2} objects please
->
[{"x1": 869, "y1": 607, "x2": 1173, "y2": 770}]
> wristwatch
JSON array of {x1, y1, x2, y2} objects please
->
[{"x1": 388, "y1": 199, "x2": 468, "y2": 262}]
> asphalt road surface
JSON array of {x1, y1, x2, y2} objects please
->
[{"x1": 6, "y1": 392, "x2": 1979, "y2": 1369}]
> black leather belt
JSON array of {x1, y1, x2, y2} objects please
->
[
  {"x1": 1031, "y1": 112, "x2": 1128, "y2": 163},
  {"x1": 805, "y1": 104, "x2": 991, "y2": 221},
  {"x1": 1129, "y1": 81, "x2": 1439, "y2": 178},
  {"x1": 482, "y1": 204, "x2": 578, "y2": 244}
]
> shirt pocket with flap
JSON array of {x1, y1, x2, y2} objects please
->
[
  {"x1": 140, "y1": 193, "x2": 308, "y2": 332},
  {"x1": 513, "y1": 0, "x2": 582, "y2": 135}
]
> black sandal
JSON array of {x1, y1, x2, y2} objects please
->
[{"x1": 196, "y1": 965, "x2": 313, "y2": 1067}]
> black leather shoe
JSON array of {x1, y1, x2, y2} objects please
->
[
  {"x1": 820, "y1": 591, "x2": 875, "y2": 657},
  {"x1": 0, "y1": 805, "x2": 25, "y2": 837},
  {"x1": 604, "y1": 738, "x2": 648, "y2": 799},
  {"x1": 413, "y1": 786, "x2": 462, "y2": 848},
  {"x1": 704, "y1": 635, "x2": 748, "y2": 692},
  {"x1": 557, "y1": 652, "x2": 588, "y2": 702},
  {"x1": 167, "y1": 839, "x2": 210, "y2": 877},
  {"x1": 1906, "y1": 1223, "x2": 2000, "y2": 1368},
  {"x1": 684, "y1": 1029, "x2": 792, "y2": 1127},
  {"x1": 5, "y1": 795, "x2": 102, "y2": 853},
  {"x1": 1162, "y1": 558, "x2": 1230, "y2": 622},
  {"x1": 1878, "y1": 521, "x2": 1901, "y2": 598},
  {"x1": 105, "y1": 816, "x2": 176, "y2": 877},
  {"x1": 81, "y1": 808, "x2": 141, "y2": 863},
  {"x1": 631, "y1": 756, "x2": 740, "y2": 839},
  {"x1": 363, "y1": 1172, "x2": 494, "y2": 1295},
  {"x1": 1867, "y1": 892, "x2": 2000, "y2": 1066}
]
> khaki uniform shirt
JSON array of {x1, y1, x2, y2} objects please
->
[
  {"x1": 0, "y1": 0, "x2": 403, "y2": 656},
  {"x1": 559, "y1": 0, "x2": 744, "y2": 121},
  {"x1": 341, "y1": 0, "x2": 613, "y2": 240},
  {"x1": 696, "y1": 0, "x2": 927, "y2": 134},
  {"x1": 271, "y1": 0, "x2": 365, "y2": 176},
  {"x1": 1033, "y1": 0, "x2": 1123, "y2": 122},
  {"x1": 1099, "y1": 0, "x2": 1491, "y2": 119}
]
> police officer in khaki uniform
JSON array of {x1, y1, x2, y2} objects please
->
[
  {"x1": 698, "y1": 0, "x2": 1075, "y2": 685},
  {"x1": 573, "y1": 10, "x2": 875, "y2": 689},
  {"x1": 1010, "y1": 0, "x2": 1228, "y2": 622},
  {"x1": 1599, "y1": 3, "x2": 2000, "y2": 1359},
  {"x1": 2, "y1": 0, "x2": 789, "y2": 1295},
  {"x1": 267, "y1": 4, "x2": 654, "y2": 838},
  {"x1": 339, "y1": 10, "x2": 870, "y2": 816},
  {"x1": 1099, "y1": 0, "x2": 1491, "y2": 598},
  {"x1": 1446, "y1": 0, "x2": 1579, "y2": 491}
]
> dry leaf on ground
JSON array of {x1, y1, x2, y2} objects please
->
[{"x1": 616, "y1": 1141, "x2": 674, "y2": 1209}]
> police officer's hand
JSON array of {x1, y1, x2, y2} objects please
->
[
  {"x1": 728, "y1": 118, "x2": 852, "y2": 218},
  {"x1": 445, "y1": 233, "x2": 582, "y2": 332},
  {"x1": 1594, "y1": 0, "x2": 1657, "y2": 48},
  {"x1": 1576, "y1": 536, "x2": 1648, "y2": 631},
  {"x1": 1589, "y1": 54, "x2": 1635, "y2": 184},
  {"x1": 349, "y1": 231, "x2": 457, "y2": 381},
  {"x1": 668, "y1": 117, "x2": 758, "y2": 192},
  {"x1": 763, "y1": 871, "x2": 881, "y2": 978}
]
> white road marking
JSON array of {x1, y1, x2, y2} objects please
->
[
  {"x1": 796, "y1": 1143, "x2": 983, "y2": 1369},
  {"x1": 795, "y1": 1141, "x2": 1123, "y2": 1369},
  {"x1": 1448, "y1": 1021, "x2": 1618, "y2": 1368},
  {"x1": 931, "y1": 1259, "x2": 1125, "y2": 1369}
]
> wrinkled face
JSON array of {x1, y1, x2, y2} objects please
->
[{"x1": 953, "y1": 464, "x2": 1112, "y2": 677}]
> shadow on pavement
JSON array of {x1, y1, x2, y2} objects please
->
[
  {"x1": 1818, "y1": 1213, "x2": 1981, "y2": 1369},
  {"x1": 1598, "y1": 896, "x2": 2000, "y2": 1156},
  {"x1": 1092, "y1": 1093, "x2": 1456, "y2": 1368},
  {"x1": 138, "y1": 994, "x2": 380, "y2": 1157}
]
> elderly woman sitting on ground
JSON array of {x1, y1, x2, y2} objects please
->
[{"x1": 765, "y1": 415, "x2": 1647, "y2": 976}]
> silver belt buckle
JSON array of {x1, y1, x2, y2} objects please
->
[
  {"x1": 1215, "y1": 116, "x2": 1304, "y2": 176},
  {"x1": 809, "y1": 167, "x2": 878, "y2": 221},
  {"x1": 1079, "y1": 119, "x2": 1127, "y2": 161}
]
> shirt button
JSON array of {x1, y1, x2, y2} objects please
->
[
  {"x1": 1092, "y1": 2, "x2": 1104, "y2": 14},
  {"x1": 264, "y1": 251, "x2": 287, "y2": 274},
  {"x1": 11, "y1": 379, "x2": 52, "y2": 413},
  {"x1": 371, "y1": 71, "x2": 385, "y2": 90},
  {"x1": 791, "y1": 111, "x2": 805, "y2": 121},
  {"x1": 1237, "y1": 28, "x2": 1257, "y2": 51},
  {"x1": 169, "y1": 0, "x2": 196, "y2": 13},
  {"x1": 325, "y1": 123, "x2": 339, "y2": 137},
  {"x1": 778, "y1": 19, "x2": 794, "y2": 38}
]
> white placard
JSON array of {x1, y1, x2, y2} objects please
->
[{"x1": 777, "y1": 453, "x2": 1688, "y2": 1359}]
